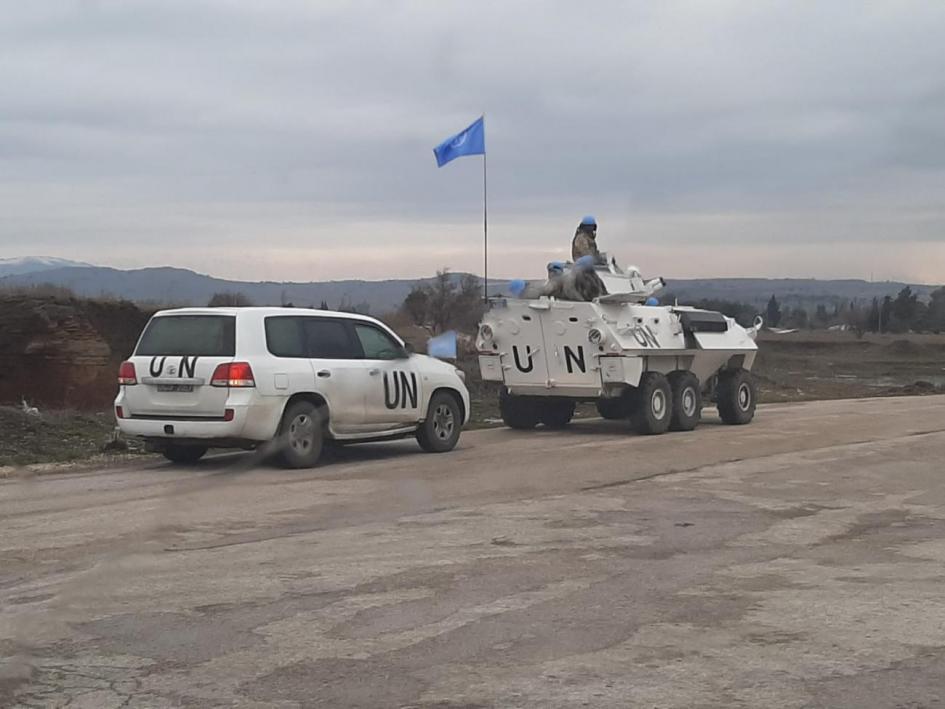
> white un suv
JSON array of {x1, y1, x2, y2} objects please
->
[{"x1": 115, "y1": 307, "x2": 470, "y2": 467}]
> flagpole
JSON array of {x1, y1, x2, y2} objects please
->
[{"x1": 482, "y1": 149, "x2": 488, "y2": 303}]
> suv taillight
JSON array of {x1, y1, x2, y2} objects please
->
[
  {"x1": 211, "y1": 362, "x2": 255, "y2": 388},
  {"x1": 118, "y1": 361, "x2": 137, "y2": 386}
]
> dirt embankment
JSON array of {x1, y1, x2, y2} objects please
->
[{"x1": 0, "y1": 295, "x2": 150, "y2": 410}]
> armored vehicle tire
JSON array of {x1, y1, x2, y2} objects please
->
[
  {"x1": 499, "y1": 390, "x2": 540, "y2": 430},
  {"x1": 668, "y1": 371, "x2": 702, "y2": 432},
  {"x1": 277, "y1": 400, "x2": 325, "y2": 468},
  {"x1": 630, "y1": 372, "x2": 673, "y2": 435},
  {"x1": 417, "y1": 391, "x2": 462, "y2": 453},
  {"x1": 717, "y1": 369, "x2": 757, "y2": 425},
  {"x1": 596, "y1": 397, "x2": 626, "y2": 420},
  {"x1": 162, "y1": 444, "x2": 208, "y2": 464},
  {"x1": 538, "y1": 399, "x2": 575, "y2": 429}
]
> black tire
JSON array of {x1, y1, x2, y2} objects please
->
[
  {"x1": 596, "y1": 397, "x2": 626, "y2": 420},
  {"x1": 538, "y1": 399, "x2": 575, "y2": 429},
  {"x1": 717, "y1": 369, "x2": 757, "y2": 425},
  {"x1": 277, "y1": 400, "x2": 325, "y2": 468},
  {"x1": 629, "y1": 372, "x2": 673, "y2": 435},
  {"x1": 499, "y1": 389, "x2": 540, "y2": 430},
  {"x1": 162, "y1": 444, "x2": 208, "y2": 464},
  {"x1": 668, "y1": 371, "x2": 702, "y2": 432},
  {"x1": 417, "y1": 391, "x2": 463, "y2": 453}
]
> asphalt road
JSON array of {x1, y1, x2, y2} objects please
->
[{"x1": 3, "y1": 395, "x2": 945, "y2": 708}]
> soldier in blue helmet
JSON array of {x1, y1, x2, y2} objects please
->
[
  {"x1": 571, "y1": 215, "x2": 606, "y2": 265},
  {"x1": 509, "y1": 261, "x2": 568, "y2": 299}
]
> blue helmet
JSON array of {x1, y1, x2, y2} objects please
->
[{"x1": 580, "y1": 215, "x2": 597, "y2": 227}]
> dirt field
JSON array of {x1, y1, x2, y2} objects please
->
[{"x1": 754, "y1": 330, "x2": 945, "y2": 402}]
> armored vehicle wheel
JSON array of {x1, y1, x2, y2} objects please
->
[
  {"x1": 162, "y1": 444, "x2": 208, "y2": 464},
  {"x1": 499, "y1": 390, "x2": 540, "y2": 430},
  {"x1": 717, "y1": 369, "x2": 757, "y2": 425},
  {"x1": 596, "y1": 397, "x2": 626, "y2": 420},
  {"x1": 630, "y1": 372, "x2": 673, "y2": 435},
  {"x1": 538, "y1": 399, "x2": 575, "y2": 429},
  {"x1": 668, "y1": 371, "x2": 702, "y2": 432}
]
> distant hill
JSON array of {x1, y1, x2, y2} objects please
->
[
  {"x1": 662, "y1": 277, "x2": 939, "y2": 310},
  {"x1": 0, "y1": 263, "x2": 938, "y2": 313},
  {"x1": 0, "y1": 257, "x2": 91, "y2": 278},
  {"x1": 0, "y1": 265, "x2": 478, "y2": 313}
]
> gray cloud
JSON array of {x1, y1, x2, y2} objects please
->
[{"x1": 1, "y1": 0, "x2": 945, "y2": 281}]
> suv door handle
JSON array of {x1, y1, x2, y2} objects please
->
[
  {"x1": 317, "y1": 370, "x2": 331, "y2": 378},
  {"x1": 368, "y1": 368, "x2": 380, "y2": 376}
]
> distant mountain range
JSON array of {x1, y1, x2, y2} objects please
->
[{"x1": 0, "y1": 259, "x2": 938, "y2": 313}]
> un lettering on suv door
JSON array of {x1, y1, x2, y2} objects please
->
[{"x1": 353, "y1": 323, "x2": 422, "y2": 427}]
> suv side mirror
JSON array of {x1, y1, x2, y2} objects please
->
[{"x1": 403, "y1": 342, "x2": 416, "y2": 356}]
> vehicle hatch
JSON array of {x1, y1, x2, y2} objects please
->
[{"x1": 122, "y1": 314, "x2": 238, "y2": 418}]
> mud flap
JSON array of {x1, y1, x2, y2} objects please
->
[{"x1": 600, "y1": 356, "x2": 643, "y2": 387}]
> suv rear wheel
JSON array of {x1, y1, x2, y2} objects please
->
[
  {"x1": 417, "y1": 391, "x2": 463, "y2": 453},
  {"x1": 162, "y1": 444, "x2": 208, "y2": 465},
  {"x1": 277, "y1": 400, "x2": 325, "y2": 468}
]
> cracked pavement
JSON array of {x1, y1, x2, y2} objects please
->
[{"x1": 3, "y1": 395, "x2": 945, "y2": 707}]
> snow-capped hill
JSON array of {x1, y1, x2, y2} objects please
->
[{"x1": 0, "y1": 257, "x2": 92, "y2": 277}]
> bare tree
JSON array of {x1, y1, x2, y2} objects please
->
[
  {"x1": 401, "y1": 270, "x2": 484, "y2": 334},
  {"x1": 403, "y1": 286, "x2": 431, "y2": 331}
]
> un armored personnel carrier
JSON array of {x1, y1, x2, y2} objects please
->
[{"x1": 476, "y1": 261, "x2": 762, "y2": 434}]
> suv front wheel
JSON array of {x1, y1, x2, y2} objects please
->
[{"x1": 417, "y1": 391, "x2": 462, "y2": 453}]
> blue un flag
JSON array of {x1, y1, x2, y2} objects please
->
[
  {"x1": 427, "y1": 330, "x2": 458, "y2": 359},
  {"x1": 433, "y1": 116, "x2": 485, "y2": 167}
]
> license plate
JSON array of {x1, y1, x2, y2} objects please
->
[{"x1": 157, "y1": 384, "x2": 194, "y2": 393}]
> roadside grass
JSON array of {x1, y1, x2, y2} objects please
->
[{"x1": 0, "y1": 406, "x2": 146, "y2": 467}]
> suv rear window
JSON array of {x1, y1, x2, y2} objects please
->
[
  {"x1": 136, "y1": 315, "x2": 236, "y2": 356},
  {"x1": 265, "y1": 317, "x2": 306, "y2": 358}
]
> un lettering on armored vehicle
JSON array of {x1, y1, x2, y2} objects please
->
[{"x1": 477, "y1": 262, "x2": 762, "y2": 434}]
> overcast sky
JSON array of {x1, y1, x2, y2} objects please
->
[{"x1": 2, "y1": 1, "x2": 945, "y2": 283}]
